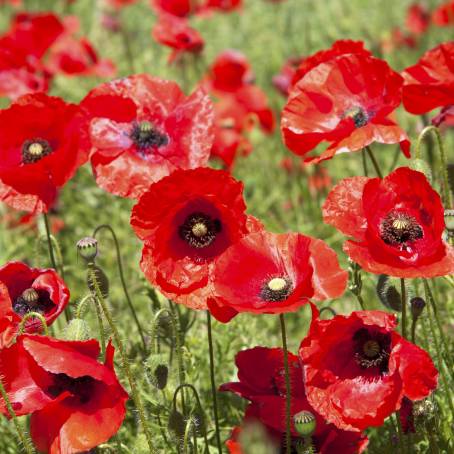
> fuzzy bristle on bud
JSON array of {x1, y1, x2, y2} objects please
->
[
  {"x1": 146, "y1": 354, "x2": 169, "y2": 390},
  {"x1": 64, "y1": 318, "x2": 91, "y2": 341},
  {"x1": 410, "y1": 297, "x2": 426, "y2": 320}
]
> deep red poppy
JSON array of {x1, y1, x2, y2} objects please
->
[
  {"x1": 151, "y1": 0, "x2": 195, "y2": 17},
  {"x1": 0, "y1": 93, "x2": 88, "y2": 213},
  {"x1": 402, "y1": 43, "x2": 454, "y2": 114},
  {"x1": 130, "y1": 167, "x2": 260, "y2": 310},
  {"x1": 81, "y1": 74, "x2": 214, "y2": 198},
  {"x1": 152, "y1": 12, "x2": 204, "y2": 63},
  {"x1": 432, "y1": 1, "x2": 454, "y2": 26},
  {"x1": 207, "y1": 230, "x2": 347, "y2": 322},
  {"x1": 0, "y1": 335, "x2": 128, "y2": 453},
  {"x1": 200, "y1": 0, "x2": 242, "y2": 13},
  {"x1": 299, "y1": 305, "x2": 438, "y2": 432},
  {"x1": 0, "y1": 262, "x2": 69, "y2": 348},
  {"x1": 405, "y1": 3, "x2": 430, "y2": 36},
  {"x1": 323, "y1": 167, "x2": 454, "y2": 278},
  {"x1": 282, "y1": 53, "x2": 410, "y2": 164},
  {"x1": 432, "y1": 104, "x2": 454, "y2": 128},
  {"x1": 221, "y1": 346, "x2": 368, "y2": 453}
]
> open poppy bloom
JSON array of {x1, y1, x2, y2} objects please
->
[
  {"x1": 199, "y1": 0, "x2": 242, "y2": 14},
  {"x1": 130, "y1": 167, "x2": 260, "y2": 310},
  {"x1": 107, "y1": 0, "x2": 137, "y2": 7},
  {"x1": 323, "y1": 167, "x2": 454, "y2": 278},
  {"x1": 405, "y1": 3, "x2": 430, "y2": 36},
  {"x1": 82, "y1": 74, "x2": 214, "y2": 198},
  {"x1": 299, "y1": 305, "x2": 438, "y2": 432},
  {"x1": 0, "y1": 262, "x2": 69, "y2": 348},
  {"x1": 0, "y1": 335, "x2": 128, "y2": 453},
  {"x1": 282, "y1": 53, "x2": 410, "y2": 164},
  {"x1": 402, "y1": 42, "x2": 454, "y2": 115},
  {"x1": 432, "y1": 1, "x2": 454, "y2": 26},
  {"x1": 0, "y1": 93, "x2": 88, "y2": 213},
  {"x1": 432, "y1": 105, "x2": 454, "y2": 128},
  {"x1": 221, "y1": 347, "x2": 368, "y2": 453},
  {"x1": 207, "y1": 230, "x2": 347, "y2": 322},
  {"x1": 152, "y1": 12, "x2": 204, "y2": 64},
  {"x1": 151, "y1": 0, "x2": 195, "y2": 17}
]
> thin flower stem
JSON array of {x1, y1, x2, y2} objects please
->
[
  {"x1": 365, "y1": 146, "x2": 383, "y2": 178},
  {"x1": 355, "y1": 294, "x2": 366, "y2": 311},
  {"x1": 400, "y1": 278, "x2": 407, "y2": 339},
  {"x1": 415, "y1": 126, "x2": 452, "y2": 209},
  {"x1": 0, "y1": 378, "x2": 35, "y2": 454},
  {"x1": 279, "y1": 314, "x2": 291, "y2": 454},
  {"x1": 88, "y1": 267, "x2": 155, "y2": 453},
  {"x1": 93, "y1": 225, "x2": 146, "y2": 352},
  {"x1": 206, "y1": 311, "x2": 222, "y2": 454},
  {"x1": 43, "y1": 213, "x2": 57, "y2": 270},
  {"x1": 410, "y1": 318, "x2": 417, "y2": 344},
  {"x1": 183, "y1": 417, "x2": 195, "y2": 454},
  {"x1": 394, "y1": 412, "x2": 406, "y2": 454},
  {"x1": 120, "y1": 25, "x2": 135, "y2": 74},
  {"x1": 361, "y1": 148, "x2": 368, "y2": 177}
]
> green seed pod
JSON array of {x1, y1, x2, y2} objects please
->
[
  {"x1": 377, "y1": 275, "x2": 402, "y2": 312},
  {"x1": 77, "y1": 237, "x2": 98, "y2": 262},
  {"x1": 21, "y1": 288, "x2": 39, "y2": 304},
  {"x1": 293, "y1": 410, "x2": 316, "y2": 437},
  {"x1": 145, "y1": 354, "x2": 169, "y2": 390},
  {"x1": 409, "y1": 159, "x2": 432, "y2": 183},
  {"x1": 64, "y1": 318, "x2": 91, "y2": 341},
  {"x1": 410, "y1": 297, "x2": 426, "y2": 320}
]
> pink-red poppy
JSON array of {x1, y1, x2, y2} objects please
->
[
  {"x1": 152, "y1": 12, "x2": 204, "y2": 63},
  {"x1": 405, "y1": 3, "x2": 430, "y2": 36},
  {"x1": 299, "y1": 305, "x2": 438, "y2": 431},
  {"x1": 432, "y1": 1, "x2": 454, "y2": 26},
  {"x1": 81, "y1": 74, "x2": 214, "y2": 198},
  {"x1": 207, "y1": 230, "x2": 347, "y2": 322},
  {"x1": 0, "y1": 335, "x2": 128, "y2": 453},
  {"x1": 432, "y1": 104, "x2": 454, "y2": 128},
  {"x1": 151, "y1": 0, "x2": 195, "y2": 17},
  {"x1": 221, "y1": 346, "x2": 369, "y2": 453},
  {"x1": 0, "y1": 93, "x2": 88, "y2": 213},
  {"x1": 402, "y1": 42, "x2": 454, "y2": 114},
  {"x1": 323, "y1": 167, "x2": 454, "y2": 278},
  {"x1": 130, "y1": 167, "x2": 261, "y2": 310},
  {"x1": 272, "y1": 56, "x2": 304, "y2": 97},
  {"x1": 0, "y1": 262, "x2": 69, "y2": 348},
  {"x1": 282, "y1": 53, "x2": 410, "y2": 164}
]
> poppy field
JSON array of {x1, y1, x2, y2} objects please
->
[{"x1": 0, "y1": 0, "x2": 453, "y2": 453}]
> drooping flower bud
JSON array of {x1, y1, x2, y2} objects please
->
[
  {"x1": 410, "y1": 297, "x2": 426, "y2": 320},
  {"x1": 64, "y1": 318, "x2": 91, "y2": 341},
  {"x1": 146, "y1": 354, "x2": 169, "y2": 390}
]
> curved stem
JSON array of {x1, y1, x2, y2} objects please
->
[
  {"x1": 43, "y1": 213, "x2": 57, "y2": 270},
  {"x1": 18, "y1": 311, "x2": 49, "y2": 336},
  {"x1": 88, "y1": 267, "x2": 155, "y2": 453},
  {"x1": 183, "y1": 417, "x2": 195, "y2": 454},
  {"x1": 410, "y1": 318, "x2": 417, "y2": 344},
  {"x1": 93, "y1": 224, "x2": 146, "y2": 352},
  {"x1": 400, "y1": 278, "x2": 407, "y2": 339},
  {"x1": 365, "y1": 146, "x2": 383, "y2": 178},
  {"x1": 206, "y1": 312, "x2": 222, "y2": 454},
  {"x1": 318, "y1": 307, "x2": 337, "y2": 318},
  {"x1": 415, "y1": 126, "x2": 452, "y2": 209},
  {"x1": 0, "y1": 378, "x2": 35, "y2": 454},
  {"x1": 279, "y1": 314, "x2": 291, "y2": 454},
  {"x1": 75, "y1": 294, "x2": 95, "y2": 319}
]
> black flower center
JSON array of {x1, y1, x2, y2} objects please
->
[
  {"x1": 353, "y1": 328, "x2": 391, "y2": 373},
  {"x1": 380, "y1": 211, "x2": 423, "y2": 246},
  {"x1": 130, "y1": 121, "x2": 169, "y2": 151},
  {"x1": 260, "y1": 277, "x2": 293, "y2": 302},
  {"x1": 179, "y1": 212, "x2": 222, "y2": 248},
  {"x1": 13, "y1": 288, "x2": 54, "y2": 317},
  {"x1": 21, "y1": 139, "x2": 53, "y2": 164},
  {"x1": 344, "y1": 107, "x2": 369, "y2": 128},
  {"x1": 46, "y1": 373, "x2": 94, "y2": 404}
]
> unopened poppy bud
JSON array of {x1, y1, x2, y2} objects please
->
[
  {"x1": 409, "y1": 159, "x2": 432, "y2": 182},
  {"x1": 87, "y1": 264, "x2": 109, "y2": 298},
  {"x1": 413, "y1": 398, "x2": 436, "y2": 421},
  {"x1": 410, "y1": 297, "x2": 426, "y2": 320},
  {"x1": 293, "y1": 410, "x2": 316, "y2": 437},
  {"x1": 377, "y1": 275, "x2": 402, "y2": 312},
  {"x1": 168, "y1": 410, "x2": 185, "y2": 440},
  {"x1": 65, "y1": 318, "x2": 91, "y2": 341},
  {"x1": 146, "y1": 354, "x2": 169, "y2": 390},
  {"x1": 77, "y1": 237, "x2": 98, "y2": 262}
]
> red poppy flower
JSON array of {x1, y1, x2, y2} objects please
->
[
  {"x1": 272, "y1": 56, "x2": 304, "y2": 97},
  {"x1": 381, "y1": 28, "x2": 416, "y2": 55},
  {"x1": 299, "y1": 305, "x2": 438, "y2": 432},
  {"x1": 291, "y1": 39, "x2": 371, "y2": 86},
  {"x1": 81, "y1": 74, "x2": 214, "y2": 198},
  {"x1": 152, "y1": 13, "x2": 204, "y2": 63},
  {"x1": 221, "y1": 346, "x2": 368, "y2": 453},
  {"x1": 207, "y1": 230, "x2": 347, "y2": 322},
  {"x1": 402, "y1": 43, "x2": 454, "y2": 115},
  {"x1": 0, "y1": 93, "x2": 88, "y2": 213},
  {"x1": 432, "y1": 1, "x2": 454, "y2": 26},
  {"x1": 204, "y1": 49, "x2": 254, "y2": 93},
  {"x1": 323, "y1": 167, "x2": 454, "y2": 278},
  {"x1": 200, "y1": 0, "x2": 242, "y2": 14},
  {"x1": 130, "y1": 167, "x2": 259, "y2": 310},
  {"x1": 0, "y1": 262, "x2": 69, "y2": 348},
  {"x1": 405, "y1": 3, "x2": 430, "y2": 36},
  {"x1": 152, "y1": 0, "x2": 195, "y2": 17},
  {"x1": 282, "y1": 53, "x2": 410, "y2": 164},
  {"x1": 107, "y1": 0, "x2": 137, "y2": 7},
  {"x1": 432, "y1": 104, "x2": 454, "y2": 128},
  {"x1": 0, "y1": 335, "x2": 128, "y2": 453}
]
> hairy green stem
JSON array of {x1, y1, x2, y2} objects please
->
[
  {"x1": 279, "y1": 314, "x2": 292, "y2": 454},
  {"x1": 206, "y1": 312, "x2": 222, "y2": 454},
  {"x1": 365, "y1": 146, "x2": 383, "y2": 178},
  {"x1": 88, "y1": 267, "x2": 155, "y2": 453},
  {"x1": 18, "y1": 311, "x2": 49, "y2": 337},
  {"x1": 0, "y1": 378, "x2": 35, "y2": 454},
  {"x1": 400, "y1": 278, "x2": 407, "y2": 339},
  {"x1": 43, "y1": 213, "x2": 57, "y2": 270},
  {"x1": 93, "y1": 224, "x2": 146, "y2": 352}
]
